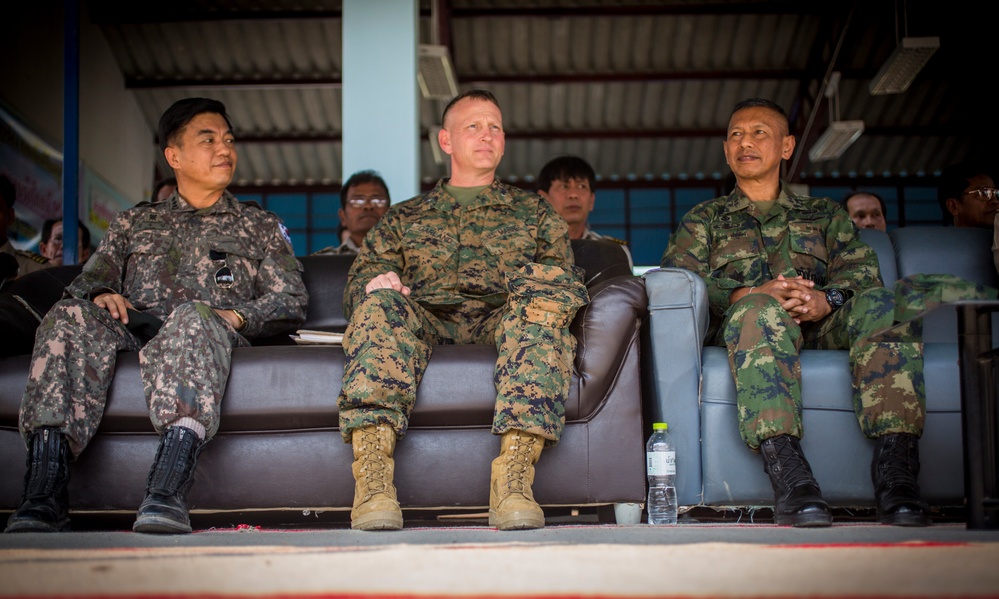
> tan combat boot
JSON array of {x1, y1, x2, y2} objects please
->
[
  {"x1": 489, "y1": 430, "x2": 546, "y2": 530},
  {"x1": 350, "y1": 424, "x2": 403, "y2": 531}
]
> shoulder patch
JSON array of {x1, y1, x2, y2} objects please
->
[
  {"x1": 279, "y1": 223, "x2": 293, "y2": 246},
  {"x1": 19, "y1": 251, "x2": 50, "y2": 264}
]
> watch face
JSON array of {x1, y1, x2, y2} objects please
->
[{"x1": 826, "y1": 289, "x2": 844, "y2": 308}]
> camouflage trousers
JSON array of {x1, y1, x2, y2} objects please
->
[
  {"x1": 338, "y1": 264, "x2": 588, "y2": 445},
  {"x1": 19, "y1": 299, "x2": 247, "y2": 456},
  {"x1": 721, "y1": 274, "x2": 997, "y2": 449}
]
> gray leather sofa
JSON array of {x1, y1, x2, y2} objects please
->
[
  {"x1": 643, "y1": 226, "x2": 999, "y2": 511},
  {"x1": 1, "y1": 239, "x2": 646, "y2": 524}
]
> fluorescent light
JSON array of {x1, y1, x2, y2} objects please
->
[
  {"x1": 868, "y1": 36, "x2": 940, "y2": 95},
  {"x1": 808, "y1": 120, "x2": 865, "y2": 162},
  {"x1": 418, "y1": 44, "x2": 458, "y2": 100}
]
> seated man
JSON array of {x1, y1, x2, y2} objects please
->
[
  {"x1": 662, "y1": 98, "x2": 996, "y2": 528},
  {"x1": 0, "y1": 175, "x2": 50, "y2": 283},
  {"x1": 842, "y1": 191, "x2": 887, "y2": 231},
  {"x1": 339, "y1": 89, "x2": 588, "y2": 531},
  {"x1": 4, "y1": 97, "x2": 308, "y2": 534},
  {"x1": 313, "y1": 170, "x2": 390, "y2": 255},
  {"x1": 938, "y1": 160, "x2": 997, "y2": 229},
  {"x1": 38, "y1": 218, "x2": 92, "y2": 265},
  {"x1": 536, "y1": 155, "x2": 632, "y2": 269}
]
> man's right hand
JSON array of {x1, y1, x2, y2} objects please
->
[
  {"x1": 365, "y1": 272, "x2": 411, "y2": 296},
  {"x1": 730, "y1": 275, "x2": 815, "y2": 323},
  {"x1": 93, "y1": 293, "x2": 135, "y2": 323}
]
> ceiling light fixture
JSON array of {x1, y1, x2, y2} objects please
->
[
  {"x1": 809, "y1": 71, "x2": 864, "y2": 162},
  {"x1": 418, "y1": 44, "x2": 458, "y2": 100},
  {"x1": 868, "y1": 36, "x2": 939, "y2": 95}
]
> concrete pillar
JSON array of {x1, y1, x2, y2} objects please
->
[{"x1": 342, "y1": 0, "x2": 420, "y2": 203}]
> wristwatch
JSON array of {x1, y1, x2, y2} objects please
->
[{"x1": 825, "y1": 288, "x2": 846, "y2": 311}]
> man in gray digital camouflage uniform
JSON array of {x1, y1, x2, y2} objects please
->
[
  {"x1": 339, "y1": 89, "x2": 588, "y2": 531},
  {"x1": 5, "y1": 97, "x2": 308, "y2": 534},
  {"x1": 662, "y1": 98, "x2": 996, "y2": 527}
]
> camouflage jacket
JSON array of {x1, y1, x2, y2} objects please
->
[
  {"x1": 66, "y1": 191, "x2": 308, "y2": 338},
  {"x1": 344, "y1": 179, "x2": 586, "y2": 319},
  {"x1": 661, "y1": 183, "x2": 881, "y2": 327}
]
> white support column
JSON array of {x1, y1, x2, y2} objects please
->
[{"x1": 342, "y1": 0, "x2": 420, "y2": 203}]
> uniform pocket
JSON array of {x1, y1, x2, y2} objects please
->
[
  {"x1": 401, "y1": 225, "x2": 458, "y2": 280},
  {"x1": 124, "y1": 231, "x2": 175, "y2": 292}
]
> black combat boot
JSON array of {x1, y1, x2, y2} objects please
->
[
  {"x1": 5, "y1": 427, "x2": 72, "y2": 533},
  {"x1": 133, "y1": 426, "x2": 202, "y2": 534},
  {"x1": 872, "y1": 433, "x2": 930, "y2": 527},
  {"x1": 761, "y1": 434, "x2": 832, "y2": 527}
]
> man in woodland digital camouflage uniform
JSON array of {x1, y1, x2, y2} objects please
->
[
  {"x1": 5, "y1": 98, "x2": 307, "y2": 534},
  {"x1": 339, "y1": 89, "x2": 588, "y2": 531},
  {"x1": 662, "y1": 98, "x2": 996, "y2": 528}
]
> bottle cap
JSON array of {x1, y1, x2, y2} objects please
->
[{"x1": 653, "y1": 422, "x2": 668, "y2": 431}]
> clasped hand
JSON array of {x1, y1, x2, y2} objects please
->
[
  {"x1": 92, "y1": 293, "x2": 244, "y2": 330},
  {"x1": 737, "y1": 275, "x2": 831, "y2": 324}
]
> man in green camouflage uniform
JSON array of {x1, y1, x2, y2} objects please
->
[
  {"x1": 5, "y1": 98, "x2": 308, "y2": 535},
  {"x1": 662, "y1": 98, "x2": 996, "y2": 528},
  {"x1": 339, "y1": 89, "x2": 588, "y2": 531}
]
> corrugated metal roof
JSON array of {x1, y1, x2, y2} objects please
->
[{"x1": 89, "y1": 0, "x2": 996, "y2": 189}]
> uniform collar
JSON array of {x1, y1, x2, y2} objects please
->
[
  {"x1": 162, "y1": 189, "x2": 239, "y2": 214},
  {"x1": 425, "y1": 178, "x2": 512, "y2": 212},
  {"x1": 723, "y1": 181, "x2": 799, "y2": 214}
]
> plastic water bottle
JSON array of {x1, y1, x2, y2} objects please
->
[{"x1": 646, "y1": 422, "x2": 677, "y2": 525}]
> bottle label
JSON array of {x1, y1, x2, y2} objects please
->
[{"x1": 646, "y1": 450, "x2": 676, "y2": 476}]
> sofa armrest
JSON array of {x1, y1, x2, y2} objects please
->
[
  {"x1": 641, "y1": 267, "x2": 709, "y2": 506},
  {"x1": 570, "y1": 274, "x2": 647, "y2": 418}
]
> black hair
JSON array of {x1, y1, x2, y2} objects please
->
[
  {"x1": 157, "y1": 98, "x2": 232, "y2": 153},
  {"x1": 441, "y1": 89, "x2": 500, "y2": 128},
  {"x1": 938, "y1": 159, "x2": 993, "y2": 225},
  {"x1": 842, "y1": 191, "x2": 887, "y2": 217},
  {"x1": 340, "y1": 170, "x2": 390, "y2": 210},
  {"x1": 731, "y1": 98, "x2": 790, "y2": 135},
  {"x1": 0, "y1": 174, "x2": 15, "y2": 210},
  {"x1": 41, "y1": 218, "x2": 91, "y2": 247},
  {"x1": 152, "y1": 177, "x2": 178, "y2": 202},
  {"x1": 537, "y1": 155, "x2": 596, "y2": 193}
]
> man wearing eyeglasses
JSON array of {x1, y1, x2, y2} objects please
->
[
  {"x1": 938, "y1": 160, "x2": 998, "y2": 229},
  {"x1": 5, "y1": 98, "x2": 308, "y2": 535},
  {"x1": 313, "y1": 170, "x2": 391, "y2": 255}
]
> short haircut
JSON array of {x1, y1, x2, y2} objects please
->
[
  {"x1": 537, "y1": 155, "x2": 596, "y2": 193},
  {"x1": 41, "y1": 218, "x2": 91, "y2": 247},
  {"x1": 157, "y1": 98, "x2": 232, "y2": 152},
  {"x1": 441, "y1": 89, "x2": 500, "y2": 128},
  {"x1": 152, "y1": 177, "x2": 177, "y2": 202},
  {"x1": 340, "y1": 170, "x2": 390, "y2": 210},
  {"x1": 0, "y1": 174, "x2": 15, "y2": 210},
  {"x1": 937, "y1": 160, "x2": 994, "y2": 225},
  {"x1": 842, "y1": 191, "x2": 887, "y2": 217},
  {"x1": 731, "y1": 98, "x2": 790, "y2": 135}
]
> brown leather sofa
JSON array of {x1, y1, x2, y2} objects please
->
[{"x1": 0, "y1": 239, "x2": 647, "y2": 525}]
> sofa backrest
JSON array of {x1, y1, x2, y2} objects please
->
[
  {"x1": 889, "y1": 226, "x2": 998, "y2": 343},
  {"x1": 858, "y1": 228, "x2": 897, "y2": 287},
  {"x1": 295, "y1": 238, "x2": 634, "y2": 334},
  {"x1": 297, "y1": 253, "x2": 356, "y2": 332}
]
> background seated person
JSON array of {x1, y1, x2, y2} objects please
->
[
  {"x1": 842, "y1": 191, "x2": 887, "y2": 231},
  {"x1": 938, "y1": 160, "x2": 997, "y2": 228},
  {"x1": 313, "y1": 170, "x2": 390, "y2": 255}
]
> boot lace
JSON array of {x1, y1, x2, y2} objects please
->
[
  {"x1": 501, "y1": 434, "x2": 533, "y2": 494},
  {"x1": 357, "y1": 427, "x2": 390, "y2": 495},
  {"x1": 877, "y1": 434, "x2": 920, "y2": 490},
  {"x1": 767, "y1": 436, "x2": 816, "y2": 490}
]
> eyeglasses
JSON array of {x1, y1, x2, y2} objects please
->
[
  {"x1": 209, "y1": 249, "x2": 234, "y2": 289},
  {"x1": 347, "y1": 197, "x2": 389, "y2": 208},
  {"x1": 962, "y1": 188, "x2": 999, "y2": 202}
]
